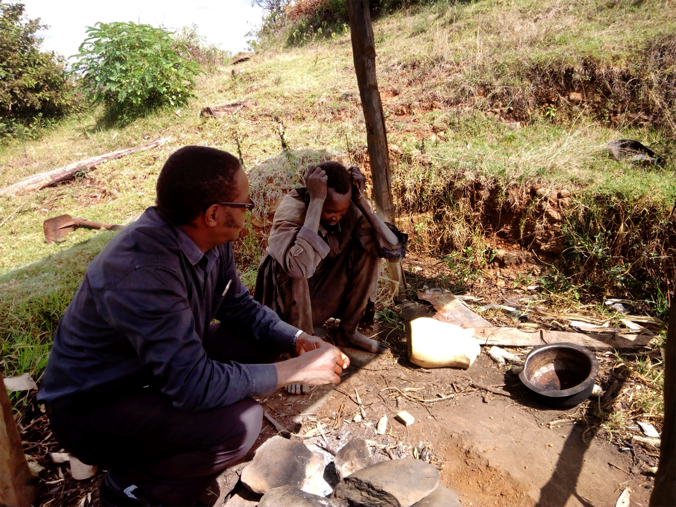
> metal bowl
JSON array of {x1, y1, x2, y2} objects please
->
[{"x1": 519, "y1": 343, "x2": 599, "y2": 408}]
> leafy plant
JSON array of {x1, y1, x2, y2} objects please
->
[
  {"x1": 0, "y1": 1, "x2": 75, "y2": 140},
  {"x1": 72, "y1": 22, "x2": 201, "y2": 123}
]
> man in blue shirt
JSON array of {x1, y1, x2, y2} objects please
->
[{"x1": 38, "y1": 146, "x2": 349, "y2": 506}]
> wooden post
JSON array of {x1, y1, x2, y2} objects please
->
[
  {"x1": 0, "y1": 374, "x2": 38, "y2": 507},
  {"x1": 347, "y1": 0, "x2": 406, "y2": 291}
]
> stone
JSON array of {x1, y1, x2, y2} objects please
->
[
  {"x1": 408, "y1": 318, "x2": 480, "y2": 369},
  {"x1": 412, "y1": 486, "x2": 463, "y2": 506},
  {"x1": 395, "y1": 411, "x2": 415, "y2": 427},
  {"x1": 333, "y1": 458, "x2": 440, "y2": 507},
  {"x1": 376, "y1": 415, "x2": 388, "y2": 435},
  {"x1": 568, "y1": 92, "x2": 583, "y2": 103},
  {"x1": 302, "y1": 452, "x2": 333, "y2": 497},
  {"x1": 558, "y1": 189, "x2": 571, "y2": 198},
  {"x1": 545, "y1": 206, "x2": 562, "y2": 222},
  {"x1": 334, "y1": 438, "x2": 374, "y2": 481},
  {"x1": 501, "y1": 250, "x2": 532, "y2": 267},
  {"x1": 241, "y1": 436, "x2": 317, "y2": 494},
  {"x1": 259, "y1": 486, "x2": 347, "y2": 507}
]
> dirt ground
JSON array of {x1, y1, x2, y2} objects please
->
[
  {"x1": 21, "y1": 255, "x2": 661, "y2": 507},
  {"x1": 254, "y1": 339, "x2": 654, "y2": 507}
]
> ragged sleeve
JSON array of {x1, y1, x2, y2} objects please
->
[
  {"x1": 266, "y1": 191, "x2": 331, "y2": 279},
  {"x1": 352, "y1": 213, "x2": 408, "y2": 260}
]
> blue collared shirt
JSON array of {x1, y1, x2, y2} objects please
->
[{"x1": 38, "y1": 207, "x2": 299, "y2": 412}]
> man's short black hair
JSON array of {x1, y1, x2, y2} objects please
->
[
  {"x1": 156, "y1": 146, "x2": 241, "y2": 226},
  {"x1": 317, "y1": 161, "x2": 351, "y2": 195}
]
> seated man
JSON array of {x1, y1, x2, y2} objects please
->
[
  {"x1": 255, "y1": 161, "x2": 407, "y2": 354},
  {"x1": 37, "y1": 146, "x2": 349, "y2": 507}
]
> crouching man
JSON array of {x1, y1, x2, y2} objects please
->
[
  {"x1": 37, "y1": 146, "x2": 349, "y2": 506},
  {"x1": 255, "y1": 161, "x2": 407, "y2": 354}
]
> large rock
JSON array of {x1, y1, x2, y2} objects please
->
[
  {"x1": 302, "y1": 451, "x2": 333, "y2": 497},
  {"x1": 334, "y1": 438, "x2": 374, "y2": 481},
  {"x1": 259, "y1": 486, "x2": 347, "y2": 507},
  {"x1": 412, "y1": 486, "x2": 463, "y2": 506},
  {"x1": 333, "y1": 458, "x2": 440, "y2": 507},
  {"x1": 241, "y1": 436, "x2": 318, "y2": 494}
]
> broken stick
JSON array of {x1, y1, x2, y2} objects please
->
[
  {"x1": 0, "y1": 137, "x2": 172, "y2": 196},
  {"x1": 0, "y1": 374, "x2": 38, "y2": 507}
]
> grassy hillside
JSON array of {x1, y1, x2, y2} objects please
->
[{"x1": 1, "y1": 0, "x2": 675, "y2": 380}]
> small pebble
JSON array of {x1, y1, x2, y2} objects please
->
[{"x1": 548, "y1": 444, "x2": 553, "y2": 447}]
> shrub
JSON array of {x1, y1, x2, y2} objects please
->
[
  {"x1": 72, "y1": 22, "x2": 201, "y2": 124},
  {"x1": 0, "y1": 1, "x2": 74, "y2": 140}
]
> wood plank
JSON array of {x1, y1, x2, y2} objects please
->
[
  {"x1": 417, "y1": 290, "x2": 493, "y2": 329},
  {"x1": 0, "y1": 137, "x2": 172, "y2": 196},
  {"x1": 0, "y1": 375, "x2": 38, "y2": 507},
  {"x1": 469, "y1": 327, "x2": 653, "y2": 351}
]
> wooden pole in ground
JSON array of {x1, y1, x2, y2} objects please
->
[
  {"x1": 0, "y1": 374, "x2": 38, "y2": 507},
  {"x1": 347, "y1": 0, "x2": 406, "y2": 291}
]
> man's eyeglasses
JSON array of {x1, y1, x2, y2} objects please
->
[{"x1": 212, "y1": 197, "x2": 256, "y2": 211}]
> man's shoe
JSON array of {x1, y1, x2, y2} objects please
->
[{"x1": 99, "y1": 469, "x2": 153, "y2": 507}]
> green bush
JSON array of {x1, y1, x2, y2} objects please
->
[
  {"x1": 0, "y1": 1, "x2": 75, "y2": 140},
  {"x1": 72, "y1": 22, "x2": 202, "y2": 124}
]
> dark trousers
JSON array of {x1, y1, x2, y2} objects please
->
[{"x1": 48, "y1": 325, "x2": 277, "y2": 506}]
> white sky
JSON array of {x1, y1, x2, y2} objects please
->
[{"x1": 21, "y1": 0, "x2": 265, "y2": 59}]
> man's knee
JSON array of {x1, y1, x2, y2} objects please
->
[{"x1": 210, "y1": 398, "x2": 263, "y2": 458}]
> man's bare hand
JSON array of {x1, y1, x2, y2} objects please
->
[
  {"x1": 296, "y1": 332, "x2": 331, "y2": 356},
  {"x1": 305, "y1": 165, "x2": 328, "y2": 202},
  {"x1": 276, "y1": 346, "x2": 350, "y2": 388},
  {"x1": 348, "y1": 166, "x2": 366, "y2": 203}
]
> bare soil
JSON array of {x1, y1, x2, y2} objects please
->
[
  {"x1": 255, "y1": 342, "x2": 653, "y2": 507},
  {"x1": 22, "y1": 257, "x2": 660, "y2": 507}
]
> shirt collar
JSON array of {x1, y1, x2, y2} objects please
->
[
  {"x1": 149, "y1": 207, "x2": 217, "y2": 267},
  {"x1": 318, "y1": 220, "x2": 342, "y2": 238}
]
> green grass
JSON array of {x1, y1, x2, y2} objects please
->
[{"x1": 0, "y1": 0, "x2": 674, "y2": 381}]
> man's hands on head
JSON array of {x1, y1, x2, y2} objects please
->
[
  {"x1": 275, "y1": 335, "x2": 350, "y2": 388},
  {"x1": 305, "y1": 165, "x2": 328, "y2": 202},
  {"x1": 348, "y1": 166, "x2": 368, "y2": 210}
]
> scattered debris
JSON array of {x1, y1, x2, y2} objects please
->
[
  {"x1": 200, "y1": 101, "x2": 253, "y2": 119},
  {"x1": 470, "y1": 326, "x2": 652, "y2": 351},
  {"x1": 632, "y1": 435, "x2": 661, "y2": 448},
  {"x1": 263, "y1": 410, "x2": 292, "y2": 439},
  {"x1": 637, "y1": 421, "x2": 660, "y2": 438},
  {"x1": 609, "y1": 139, "x2": 663, "y2": 166},
  {"x1": 376, "y1": 415, "x2": 388, "y2": 435},
  {"x1": 231, "y1": 53, "x2": 253, "y2": 65},
  {"x1": 615, "y1": 487, "x2": 631, "y2": 507},
  {"x1": 3, "y1": 373, "x2": 38, "y2": 392},
  {"x1": 396, "y1": 411, "x2": 415, "y2": 427},
  {"x1": 0, "y1": 137, "x2": 173, "y2": 196},
  {"x1": 487, "y1": 346, "x2": 523, "y2": 365},
  {"x1": 417, "y1": 290, "x2": 492, "y2": 329}
]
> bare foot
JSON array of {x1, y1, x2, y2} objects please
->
[{"x1": 336, "y1": 329, "x2": 388, "y2": 353}]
